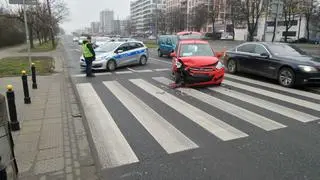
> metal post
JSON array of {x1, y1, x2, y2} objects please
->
[
  {"x1": 6, "y1": 85, "x2": 20, "y2": 131},
  {"x1": 31, "y1": 63, "x2": 37, "y2": 89},
  {"x1": 273, "y1": 0, "x2": 280, "y2": 42},
  {"x1": 155, "y1": 1, "x2": 158, "y2": 42},
  {"x1": 21, "y1": 70, "x2": 31, "y2": 104},
  {"x1": 263, "y1": 0, "x2": 270, "y2": 41},
  {"x1": 23, "y1": 0, "x2": 32, "y2": 68}
]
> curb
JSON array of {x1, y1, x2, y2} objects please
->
[{"x1": 59, "y1": 42, "x2": 103, "y2": 179}]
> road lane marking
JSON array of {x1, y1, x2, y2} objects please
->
[
  {"x1": 149, "y1": 58, "x2": 171, "y2": 65},
  {"x1": 226, "y1": 74, "x2": 320, "y2": 101},
  {"x1": 209, "y1": 87, "x2": 319, "y2": 122},
  {"x1": 76, "y1": 83, "x2": 139, "y2": 169},
  {"x1": 129, "y1": 79, "x2": 248, "y2": 141},
  {"x1": 223, "y1": 80, "x2": 320, "y2": 112},
  {"x1": 115, "y1": 71, "x2": 133, "y2": 74},
  {"x1": 154, "y1": 68, "x2": 171, "y2": 72},
  {"x1": 103, "y1": 81, "x2": 199, "y2": 154},
  {"x1": 154, "y1": 77, "x2": 286, "y2": 131},
  {"x1": 127, "y1": 68, "x2": 153, "y2": 72},
  {"x1": 72, "y1": 72, "x2": 111, "y2": 77}
]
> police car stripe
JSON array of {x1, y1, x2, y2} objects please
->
[
  {"x1": 76, "y1": 83, "x2": 139, "y2": 169},
  {"x1": 129, "y1": 78, "x2": 249, "y2": 141},
  {"x1": 153, "y1": 77, "x2": 287, "y2": 131},
  {"x1": 103, "y1": 81, "x2": 199, "y2": 154}
]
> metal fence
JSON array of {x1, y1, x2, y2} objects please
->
[{"x1": 0, "y1": 94, "x2": 18, "y2": 180}]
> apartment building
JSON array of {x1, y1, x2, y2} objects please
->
[
  {"x1": 100, "y1": 9, "x2": 114, "y2": 34},
  {"x1": 130, "y1": 0, "x2": 166, "y2": 35},
  {"x1": 90, "y1": 22, "x2": 100, "y2": 34}
]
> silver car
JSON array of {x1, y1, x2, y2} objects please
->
[{"x1": 80, "y1": 41, "x2": 149, "y2": 71}]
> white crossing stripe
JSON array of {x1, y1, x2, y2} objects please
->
[
  {"x1": 72, "y1": 72, "x2": 111, "y2": 77},
  {"x1": 127, "y1": 68, "x2": 153, "y2": 73},
  {"x1": 76, "y1": 83, "x2": 139, "y2": 169},
  {"x1": 223, "y1": 80, "x2": 320, "y2": 112},
  {"x1": 226, "y1": 74, "x2": 320, "y2": 101},
  {"x1": 115, "y1": 71, "x2": 133, "y2": 74},
  {"x1": 154, "y1": 68, "x2": 171, "y2": 72},
  {"x1": 129, "y1": 79, "x2": 248, "y2": 141},
  {"x1": 209, "y1": 87, "x2": 319, "y2": 122},
  {"x1": 103, "y1": 81, "x2": 199, "y2": 154},
  {"x1": 150, "y1": 58, "x2": 171, "y2": 64},
  {"x1": 154, "y1": 77, "x2": 286, "y2": 131}
]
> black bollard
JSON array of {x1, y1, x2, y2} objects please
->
[
  {"x1": 31, "y1": 63, "x2": 37, "y2": 89},
  {"x1": 6, "y1": 85, "x2": 20, "y2": 131},
  {"x1": 0, "y1": 156, "x2": 7, "y2": 180},
  {"x1": 21, "y1": 70, "x2": 31, "y2": 104}
]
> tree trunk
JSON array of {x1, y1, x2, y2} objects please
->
[
  {"x1": 272, "y1": 17, "x2": 276, "y2": 42},
  {"x1": 29, "y1": 26, "x2": 34, "y2": 49},
  {"x1": 306, "y1": 16, "x2": 310, "y2": 40}
]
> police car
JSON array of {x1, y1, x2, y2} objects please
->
[{"x1": 80, "y1": 41, "x2": 149, "y2": 71}]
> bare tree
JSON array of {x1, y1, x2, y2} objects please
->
[
  {"x1": 227, "y1": 0, "x2": 246, "y2": 40},
  {"x1": 282, "y1": 0, "x2": 300, "y2": 42},
  {"x1": 155, "y1": 9, "x2": 166, "y2": 35},
  {"x1": 166, "y1": 7, "x2": 186, "y2": 33},
  {"x1": 300, "y1": 0, "x2": 316, "y2": 40},
  {"x1": 208, "y1": 0, "x2": 220, "y2": 34},
  {"x1": 241, "y1": 0, "x2": 264, "y2": 41},
  {"x1": 190, "y1": 4, "x2": 209, "y2": 32}
]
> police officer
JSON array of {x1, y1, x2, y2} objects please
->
[{"x1": 82, "y1": 36, "x2": 96, "y2": 77}]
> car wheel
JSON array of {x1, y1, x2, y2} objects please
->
[
  {"x1": 278, "y1": 67, "x2": 295, "y2": 87},
  {"x1": 139, "y1": 55, "x2": 147, "y2": 65},
  {"x1": 158, "y1": 50, "x2": 163, "y2": 57},
  {"x1": 107, "y1": 60, "x2": 116, "y2": 71},
  {"x1": 227, "y1": 59, "x2": 237, "y2": 74}
]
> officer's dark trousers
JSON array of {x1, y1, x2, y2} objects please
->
[{"x1": 85, "y1": 58, "x2": 94, "y2": 76}]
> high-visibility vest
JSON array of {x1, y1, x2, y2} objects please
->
[{"x1": 82, "y1": 43, "x2": 93, "y2": 58}]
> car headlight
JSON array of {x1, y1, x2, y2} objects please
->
[
  {"x1": 298, "y1": 65, "x2": 317, "y2": 72},
  {"x1": 176, "y1": 61, "x2": 182, "y2": 68},
  {"x1": 216, "y1": 61, "x2": 224, "y2": 69}
]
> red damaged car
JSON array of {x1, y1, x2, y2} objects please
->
[{"x1": 170, "y1": 39, "x2": 224, "y2": 87}]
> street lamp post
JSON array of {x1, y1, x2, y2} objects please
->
[{"x1": 9, "y1": 0, "x2": 36, "y2": 68}]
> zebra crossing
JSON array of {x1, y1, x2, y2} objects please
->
[{"x1": 75, "y1": 74, "x2": 320, "y2": 170}]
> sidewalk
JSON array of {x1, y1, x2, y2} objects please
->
[{"x1": 0, "y1": 44, "x2": 99, "y2": 179}]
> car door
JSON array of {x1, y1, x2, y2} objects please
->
[
  {"x1": 114, "y1": 43, "x2": 131, "y2": 67},
  {"x1": 127, "y1": 42, "x2": 140, "y2": 64},
  {"x1": 235, "y1": 44, "x2": 256, "y2": 73},
  {"x1": 251, "y1": 44, "x2": 275, "y2": 77}
]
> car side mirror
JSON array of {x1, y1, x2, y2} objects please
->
[
  {"x1": 216, "y1": 52, "x2": 223, "y2": 58},
  {"x1": 170, "y1": 52, "x2": 176, "y2": 57},
  {"x1": 260, "y1": 53, "x2": 269, "y2": 58},
  {"x1": 116, "y1": 49, "x2": 123, "y2": 54}
]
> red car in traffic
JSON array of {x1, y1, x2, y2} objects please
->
[{"x1": 170, "y1": 39, "x2": 224, "y2": 87}]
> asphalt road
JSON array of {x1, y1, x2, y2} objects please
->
[{"x1": 62, "y1": 36, "x2": 320, "y2": 180}]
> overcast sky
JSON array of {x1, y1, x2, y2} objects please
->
[{"x1": 61, "y1": 0, "x2": 131, "y2": 33}]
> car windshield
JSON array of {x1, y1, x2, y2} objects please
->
[
  {"x1": 268, "y1": 44, "x2": 307, "y2": 56},
  {"x1": 180, "y1": 43, "x2": 214, "y2": 57},
  {"x1": 95, "y1": 42, "x2": 121, "y2": 52}
]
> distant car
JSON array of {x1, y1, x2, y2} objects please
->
[
  {"x1": 157, "y1": 35, "x2": 178, "y2": 57},
  {"x1": 223, "y1": 42, "x2": 320, "y2": 87},
  {"x1": 170, "y1": 39, "x2": 224, "y2": 87},
  {"x1": 73, "y1": 37, "x2": 79, "y2": 42},
  {"x1": 80, "y1": 41, "x2": 149, "y2": 71}
]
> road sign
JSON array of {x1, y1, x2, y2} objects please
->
[
  {"x1": 9, "y1": 0, "x2": 37, "y2": 5},
  {"x1": 270, "y1": 0, "x2": 283, "y2": 18}
]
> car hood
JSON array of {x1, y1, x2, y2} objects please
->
[
  {"x1": 277, "y1": 55, "x2": 320, "y2": 66},
  {"x1": 180, "y1": 56, "x2": 219, "y2": 67}
]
